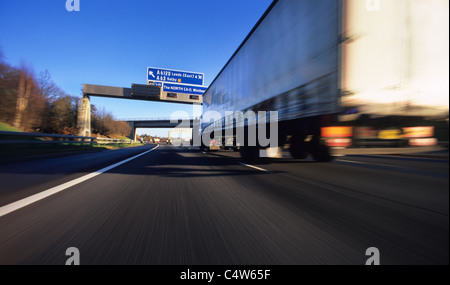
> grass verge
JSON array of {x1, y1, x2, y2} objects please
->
[
  {"x1": 0, "y1": 142, "x2": 144, "y2": 161},
  {"x1": 0, "y1": 122, "x2": 22, "y2": 132}
]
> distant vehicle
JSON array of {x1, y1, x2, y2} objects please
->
[{"x1": 200, "y1": 0, "x2": 449, "y2": 161}]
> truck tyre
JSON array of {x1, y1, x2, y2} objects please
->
[
  {"x1": 240, "y1": 146, "x2": 259, "y2": 162},
  {"x1": 289, "y1": 135, "x2": 308, "y2": 159},
  {"x1": 311, "y1": 145, "x2": 333, "y2": 162}
]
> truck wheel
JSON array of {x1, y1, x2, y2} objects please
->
[
  {"x1": 289, "y1": 135, "x2": 308, "y2": 159},
  {"x1": 240, "y1": 146, "x2": 259, "y2": 162},
  {"x1": 311, "y1": 145, "x2": 333, "y2": 162}
]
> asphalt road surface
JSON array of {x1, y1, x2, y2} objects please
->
[{"x1": 0, "y1": 144, "x2": 448, "y2": 264}]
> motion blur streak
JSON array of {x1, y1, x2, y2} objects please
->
[
  {"x1": 0, "y1": 145, "x2": 158, "y2": 218},
  {"x1": 0, "y1": 145, "x2": 447, "y2": 264},
  {"x1": 342, "y1": 0, "x2": 449, "y2": 114}
]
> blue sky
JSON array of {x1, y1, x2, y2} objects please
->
[{"x1": 0, "y1": 0, "x2": 272, "y2": 136}]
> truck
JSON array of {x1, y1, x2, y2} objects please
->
[{"x1": 200, "y1": 0, "x2": 449, "y2": 161}]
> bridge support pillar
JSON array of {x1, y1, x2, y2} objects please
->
[
  {"x1": 77, "y1": 95, "x2": 91, "y2": 137},
  {"x1": 128, "y1": 121, "x2": 136, "y2": 142}
]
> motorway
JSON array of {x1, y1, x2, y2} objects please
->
[{"x1": 0, "y1": 144, "x2": 448, "y2": 265}]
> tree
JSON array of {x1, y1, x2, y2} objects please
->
[
  {"x1": 0, "y1": 58, "x2": 20, "y2": 125},
  {"x1": 12, "y1": 69, "x2": 33, "y2": 128},
  {"x1": 0, "y1": 51, "x2": 128, "y2": 136},
  {"x1": 0, "y1": 59, "x2": 46, "y2": 132},
  {"x1": 38, "y1": 70, "x2": 65, "y2": 102},
  {"x1": 90, "y1": 106, "x2": 131, "y2": 137},
  {"x1": 38, "y1": 71, "x2": 79, "y2": 134}
]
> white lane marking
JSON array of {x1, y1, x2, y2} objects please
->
[
  {"x1": 0, "y1": 145, "x2": 160, "y2": 218},
  {"x1": 238, "y1": 162, "x2": 271, "y2": 173},
  {"x1": 337, "y1": 159, "x2": 404, "y2": 168}
]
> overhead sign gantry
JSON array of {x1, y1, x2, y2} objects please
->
[
  {"x1": 146, "y1": 66, "x2": 207, "y2": 104},
  {"x1": 147, "y1": 67, "x2": 204, "y2": 85},
  {"x1": 79, "y1": 66, "x2": 206, "y2": 137}
]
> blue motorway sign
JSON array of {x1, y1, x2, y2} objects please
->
[
  {"x1": 163, "y1": 82, "x2": 207, "y2": 95},
  {"x1": 147, "y1": 67, "x2": 204, "y2": 86}
]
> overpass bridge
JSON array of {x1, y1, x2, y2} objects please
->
[
  {"x1": 122, "y1": 117, "x2": 200, "y2": 141},
  {"x1": 78, "y1": 84, "x2": 203, "y2": 138}
]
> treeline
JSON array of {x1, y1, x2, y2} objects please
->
[
  {"x1": 0, "y1": 52, "x2": 130, "y2": 137},
  {"x1": 138, "y1": 134, "x2": 153, "y2": 142},
  {"x1": 91, "y1": 106, "x2": 132, "y2": 138}
]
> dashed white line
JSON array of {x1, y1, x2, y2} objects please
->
[
  {"x1": 0, "y1": 145, "x2": 159, "y2": 218},
  {"x1": 238, "y1": 162, "x2": 272, "y2": 173},
  {"x1": 337, "y1": 158, "x2": 404, "y2": 168}
]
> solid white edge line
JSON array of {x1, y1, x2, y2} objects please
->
[
  {"x1": 238, "y1": 162, "x2": 271, "y2": 173},
  {"x1": 0, "y1": 144, "x2": 160, "y2": 218}
]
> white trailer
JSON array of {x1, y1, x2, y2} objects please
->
[
  {"x1": 341, "y1": 0, "x2": 449, "y2": 118},
  {"x1": 201, "y1": 0, "x2": 449, "y2": 161}
]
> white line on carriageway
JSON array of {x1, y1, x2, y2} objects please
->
[
  {"x1": 238, "y1": 162, "x2": 272, "y2": 173},
  {"x1": 0, "y1": 145, "x2": 160, "y2": 218}
]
